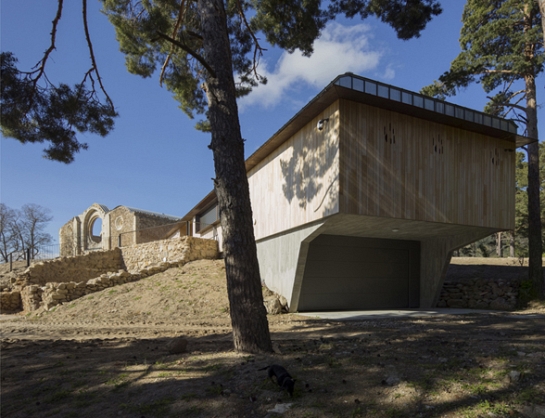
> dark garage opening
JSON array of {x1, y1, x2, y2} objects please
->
[{"x1": 297, "y1": 235, "x2": 420, "y2": 311}]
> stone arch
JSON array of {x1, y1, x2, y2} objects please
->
[{"x1": 81, "y1": 204, "x2": 109, "y2": 251}]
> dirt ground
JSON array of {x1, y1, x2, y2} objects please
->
[{"x1": 1, "y1": 258, "x2": 545, "y2": 418}]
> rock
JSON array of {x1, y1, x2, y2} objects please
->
[
  {"x1": 521, "y1": 404, "x2": 545, "y2": 418},
  {"x1": 490, "y1": 297, "x2": 511, "y2": 310},
  {"x1": 508, "y1": 370, "x2": 521, "y2": 383},
  {"x1": 267, "y1": 403, "x2": 293, "y2": 414},
  {"x1": 383, "y1": 365, "x2": 400, "y2": 386},
  {"x1": 167, "y1": 337, "x2": 188, "y2": 354},
  {"x1": 264, "y1": 296, "x2": 282, "y2": 315},
  {"x1": 278, "y1": 295, "x2": 288, "y2": 310},
  {"x1": 447, "y1": 299, "x2": 467, "y2": 308}
]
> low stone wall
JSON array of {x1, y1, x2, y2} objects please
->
[
  {"x1": 16, "y1": 248, "x2": 124, "y2": 286},
  {"x1": 121, "y1": 236, "x2": 218, "y2": 272},
  {"x1": 0, "y1": 291, "x2": 21, "y2": 313},
  {"x1": 437, "y1": 277, "x2": 520, "y2": 310},
  {"x1": 11, "y1": 236, "x2": 219, "y2": 312}
]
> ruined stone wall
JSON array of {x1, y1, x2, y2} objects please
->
[
  {"x1": 8, "y1": 237, "x2": 218, "y2": 312},
  {"x1": 16, "y1": 249, "x2": 124, "y2": 287},
  {"x1": 134, "y1": 212, "x2": 179, "y2": 244},
  {"x1": 109, "y1": 206, "x2": 136, "y2": 248},
  {"x1": 121, "y1": 236, "x2": 218, "y2": 272},
  {"x1": 437, "y1": 277, "x2": 520, "y2": 310},
  {"x1": 59, "y1": 218, "x2": 81, "y2": 257},
  {"x1": 0, "y1": 291, "x2": 21, "y2": 313}
]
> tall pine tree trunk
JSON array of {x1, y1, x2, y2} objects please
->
[
  {"x1": 524, "y1": 4, "x2": 544, "y2": 299},
  {"x1": 197, "y1": 0, "x2": 272, "y2": 353},
  {"x1": 496, "y1": 232, "x2": 503, "y2": 257},
  {"x1": 525, "y1": 73, "x2": 544, "y2": 298},
  {"x1": 538, "y1": 0, "x2": 545, "y2": 47}
]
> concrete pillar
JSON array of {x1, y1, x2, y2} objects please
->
[{"x1": 256, "y1": 221, "x2": 326, "y2": 311}]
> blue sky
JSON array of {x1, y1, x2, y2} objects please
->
[{"x1": 1, "y1": 1, "x2": 543, "y2": 242}]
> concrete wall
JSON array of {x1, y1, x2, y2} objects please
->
[{"x1": 256, "y1": 222, "x2": 326, "y2": 311}]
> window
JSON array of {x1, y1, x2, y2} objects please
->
[{"x1": 196, "y1": 204, "x2": 219, "y2": 232}]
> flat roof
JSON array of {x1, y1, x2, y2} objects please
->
[{"x1": 245, "y1": 73, "x2": 532, "y2": 173}]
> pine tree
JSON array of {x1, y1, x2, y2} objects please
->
[
  {"x1": 422, "y1": 0, "x2": 544, "y2": 299},
  {"x1": 2, "y1": 0, "x2": 442, "y2": 352}
]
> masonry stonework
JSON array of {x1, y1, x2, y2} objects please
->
[
  {"x1": 437, "y1": 277, "x2": 520, "y2": 310},
  {"x1": 59, "y1": 204, "x2": 181, "y2": 256},
  {"x1": 2, "y1": 237, "x2": 218, "y2": 313}
]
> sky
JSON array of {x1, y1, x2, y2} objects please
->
[{"x1": 1, "y1": 1, "x2": 543, "y2": 243}]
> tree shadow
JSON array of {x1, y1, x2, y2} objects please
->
[
  {"x1": 2, "y1": 313, "x2": 544, "y2": 417},
  {"x1": 279, "y1": 119, "x2": 339, "y2": 217}
]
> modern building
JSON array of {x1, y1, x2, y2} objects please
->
[{"x1": 179, "y1": 73, "x2": 531, "y2": 312}]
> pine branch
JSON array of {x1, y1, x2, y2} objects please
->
[
  {"x1": 160, "y1": 0, "x2": 187, "y2": 87},
  {"x1": 234, "y1": 0, "x2": 266, "y2": 80},
  {"x1": 155, "y1": 31, "x2": 216, "y2": 78},
  {"x1": 82, "y1": 0, "x2": 115, "y2": 110},
  {"x1": 30, "y1": 0, "x2": 64, "y2": 88}
]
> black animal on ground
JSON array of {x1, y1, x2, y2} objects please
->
[{"x1": 258, "y1": 364, "x2": 295, "y2": 396}]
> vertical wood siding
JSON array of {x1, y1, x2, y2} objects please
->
[
  {"x1": 339, "y1": 100, "x2": 515, "y2": 229},
  {"x1": 248, "y1": 103, "x2": 341, "y2": 240}
]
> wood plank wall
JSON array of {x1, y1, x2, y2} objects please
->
[
  {"x1": 339, "y1": 99, "x2": 515, "y2": 229},
  {"x1": 248, "y1": 103, "x2": 341, "y2": 240}
]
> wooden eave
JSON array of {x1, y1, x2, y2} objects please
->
[{"x1": 179, "y1": 190, "x2": 217, "y2": 223}]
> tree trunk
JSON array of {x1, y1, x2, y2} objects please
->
[
  {"x1": 538, "y1": 0, "x2": 545, "y2": 47},
  {"x1": 197, "y1": 0, "x2": 272, "y2": 353},
  {"x1": 524, "y1": 72, "x2": 544, "y2": 299},
  {"x1": 496, "y1": 232, "x2": 503, "y2": 257},
  {"x1": 509, "y1": 231, "x2": 515, "y2": 258},
  {"x1": 523, "y1": 3, "x2": 544, "y2": 299}
]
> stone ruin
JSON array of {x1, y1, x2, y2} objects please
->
[
  {"x1": 59, "y1": 203, "x2": 184, "y2": 257},
  {"x1": 1, "y1": 236, "x2": 218, "y2": 313},
  {"x1": 0, "y1": 235, "x2": 289, "y2": 315}
]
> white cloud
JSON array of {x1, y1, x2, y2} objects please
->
[
  {"x1": 381, "y1": 65, "x2": 396, "y2": 81},
  {"x1": 239, "y1": 22, "x2": 383, "y2": 110}
]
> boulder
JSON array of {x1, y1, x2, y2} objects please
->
[
  {"x1": 167, "y1": 337, "x2": 188, "y2": 354},
  {"x1": 264, "y1": 296, "x2": 283, "y2": 315}
]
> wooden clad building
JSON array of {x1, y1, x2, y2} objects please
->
[{"x1": 181, "y1": 73, "x2": 531, "y2": 312}]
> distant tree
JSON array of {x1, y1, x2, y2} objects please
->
[
  {"x1": 19, "y1": 204, "x2": 54, "y2": 259},
  {"x1": 0, "y1": 204, "x2": 17, "y2": 263},
  {"x1": 2, "y1": 0, "x2": 442, "y2": 352},
  {"x1": 0, "y1": 203, "x2": 53, "y2": 262},
  {"x1": 422, "y1": 0, "x2": 544, "y2": 299}
]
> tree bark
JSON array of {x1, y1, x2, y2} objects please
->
[
  {"x1": 538, "y1": 0, "x2": 545, "y2": 48},
  {"x1": 496, "y1": 232, "x2": 503, "y2": 257},
  {"x1": 197, "y1": 0, "x2": 272, "y2": 353},
  {"x1": 524, "y1": 4, "x2": 544, "y2": 299}
]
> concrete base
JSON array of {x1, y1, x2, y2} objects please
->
[
  {"x1": 256, "y1": 212, "x2": 506, "y2": 312},
  {"x1": 300, "y1": 308, "x2": 503, "y2": 320},
  {"x1": 256, "y1": 221, "x2": 326, "y2": 310}
]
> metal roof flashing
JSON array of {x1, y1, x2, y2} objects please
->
[{"x1": 331, "y1": 74, "x2": 534, "y2": 148}]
